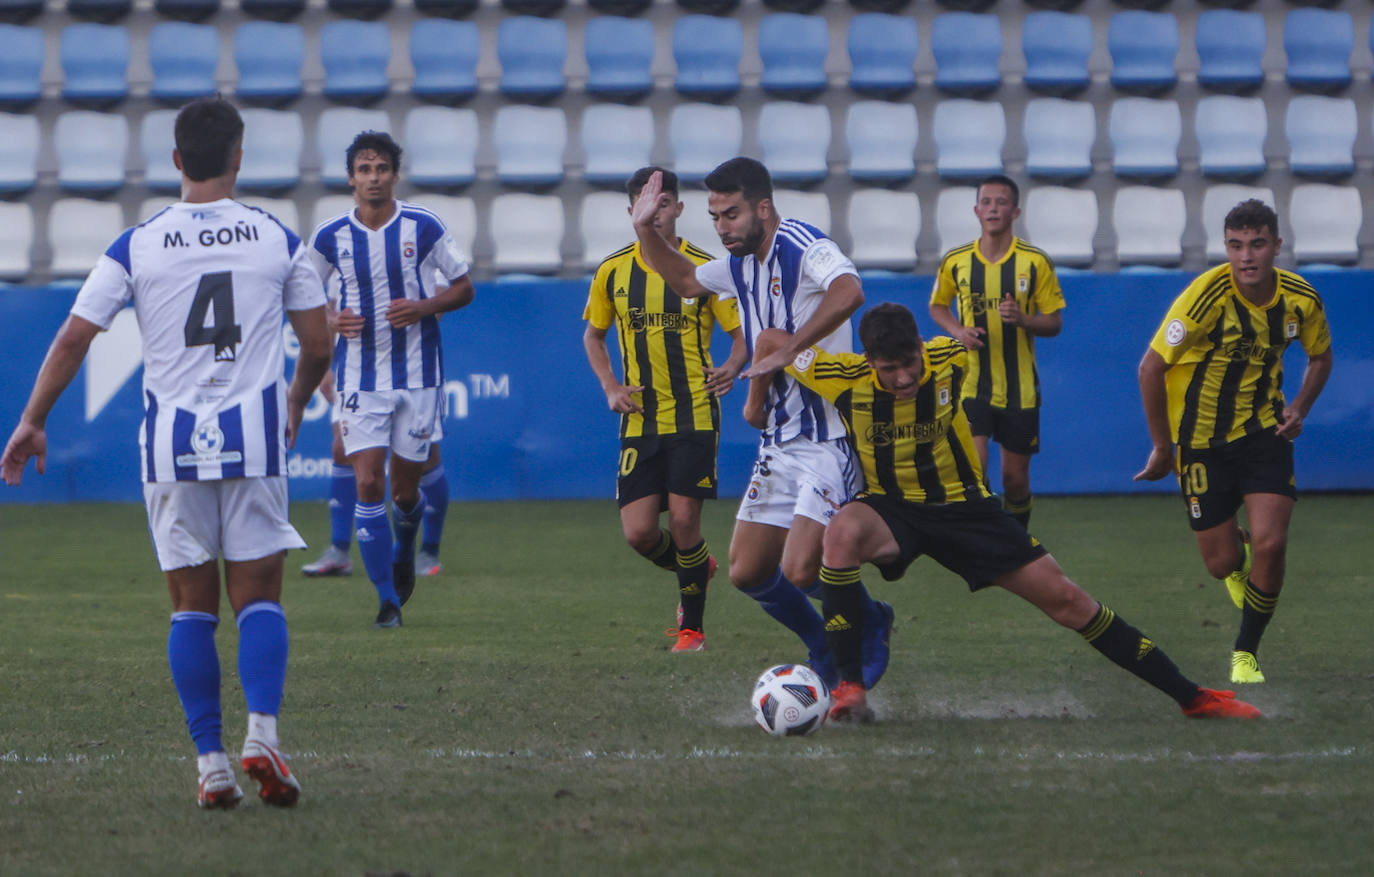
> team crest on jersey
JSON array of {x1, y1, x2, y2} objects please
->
[
  {"x1": 1017, "y1": 274, "x2": 1029, "y2": 293},
  {"x1": 403, "y1": 241, "x2": 415, "y2": 259},
  {"x1": 1165, "y1": 319, "x2": 1187, "y2": 346},
  {"x1": 769, "y1": 276, "x2": 782, "y2": 297},
  {"x1": 1188, "y1": 496, "x2": 1202, "y2": 519},
  {"x1": 747, "y1": 481, "x2": 761, "y2": 501},
  {"x1": 1285, "y1": 319, "x2": 1299, "y2": 339},
  {"x1": 937, "y1": 381, "x2": 951, "y2": 406}
]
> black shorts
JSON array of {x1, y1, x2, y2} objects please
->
[
  {"x1": 1176, "y1": 430, "x2": 1296, "y2": 531},
  {"x1": 961, "y1": 398, "x2": 1040, "y2": 456},
  {"x1": 616, "y1": 432, "x2": 719, "y2": 508},
  {"x1": 861, "y1": 493, "x2": 1048, "y2": 591}
]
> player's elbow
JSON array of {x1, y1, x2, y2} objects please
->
[{"x1": 754, "y1": 328, "x2": 790, "y2": 359}]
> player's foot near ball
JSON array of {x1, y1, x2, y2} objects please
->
[
  {"x1": 828, "y1": 680, "x2": 875, "y2": 723},
  {"x1": 668, "y1": 627, "x2": 706, "y2": 652}
]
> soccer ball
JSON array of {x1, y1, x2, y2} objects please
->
[{"x1": 751, "y1": 663, "x2": 831, "y2": 737}]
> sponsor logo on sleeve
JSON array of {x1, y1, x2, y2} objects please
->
[{"x1": 792, "y1": 349, "x2": 816, "y2": 372}]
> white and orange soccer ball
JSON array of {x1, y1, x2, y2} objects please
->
[{"x1": 750, "y1": 663, "x2": 831, "y2": 737}]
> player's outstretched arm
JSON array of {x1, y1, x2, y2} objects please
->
[
  {"x1": 1134, "y1": 349, "x2": 1174, "y2": 482},
  {"x1": 285, "y1": 306, "x2": 332, "y2": 449},
  {"x1": 743, "y1": 273, "x2": 863, "y2": 379},
  {"x1": 2, "y1": 315, "x2": 101, "y2": 485},
  {"x1": 630, "y1": 171, "x2": 709, "y2": 300},
  {"x1": 743, "y1": 328, "x2": 789, "y2": 428}
]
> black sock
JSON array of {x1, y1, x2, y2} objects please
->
[
  {"x1": 642, "y1": 528, "x2": 677, "y2": 572},
  {"x1": 675, "y1": 540, "x2": 710, "y2": 632},
  {"x1": 1078, "y1": 604, "x2": 1199, "y2": 707},
  {"x1": 1005, "y1": 494, "x2": 1033, "y2": 529},
  {"x1": 1234, "y1": 581, "x2": 1278, "y2": 654},
  {"x1": 821, "y1": 565, "x2": 866, "y2": 685}
]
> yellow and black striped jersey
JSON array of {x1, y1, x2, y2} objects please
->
[
  {"x1": 1150, "y1": 264, "x2": 1332, "y2": 450},
  {"x1": 786, "y1": 336, "x2": 992, "y2": 505},
  {"x1": 929, "y1": 237, "x2": 1065, "y2": 410},
  {"x1": 584, "y1": 238, "x2": 740, "y2": 438}
]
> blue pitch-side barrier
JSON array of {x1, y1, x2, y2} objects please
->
[{"x1": 1, "y1": 271, "x2": 1371, "y2": 504}]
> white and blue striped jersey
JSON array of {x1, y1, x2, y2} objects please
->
[
  {"x1": 695, "y1": 218, "x2": 859, "y2": 446},
  {"x1": 69, "y1": 198, "x2": 326, "y2": 483},
  {"x1": 307, "y1": 200, "x2": 470, "y2": 393}
]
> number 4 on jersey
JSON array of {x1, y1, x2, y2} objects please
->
[{"x1": 184, "y1": 271, "x2": 242, "y2": 361}]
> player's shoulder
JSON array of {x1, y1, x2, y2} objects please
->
[
  {"x1": 594, "y1": 242, "x2": 637, "y2": 273},
  {"x1": 232, "y1": 199, "x2": 300, "y2": 243},
  {"x1": 776, "y1": 218, "x2": 828, "y2": 252},
  {"x1": 680, "y1": 239, "x2": 716, "y2": 267},
  {"x1": 926, "y1": 335, "x2": 967, "y2": 364},
  {"x1": 1012, "y1": 238, "x2": 1055, "y2": 267},
  {"x1": 1276, "y1": 268, "x2": 1325, "y2": 309},
  {"x1": 936, "y1": 240, "x2": 978, "y2": 268},
  {"x1": 308, "y1": 208, "x2": 354, "y2": 241},
  {"x1": 1174, "y1": 263, "x2": 1235, "y2": 319},
  {"x1": 397, "y1": 200, "x2": 447, "y2": 229}
]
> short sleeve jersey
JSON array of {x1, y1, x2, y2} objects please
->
[
  {"x1": 785, "y1": 337, "x2": 990, "y2": 505},
  {"x1": 929, "y1": 237, "x2": 1065, "y2": 410},
  {"x1": 1149, "y1": 264, "x2": 1332, "y2": 450},
  {"x1": 584, "y1": 238, "x2": 740, "y2": 438},
  {"x1": 69, "y1": 199, "x2": 326, "y2": 483},
  {"x1": 694, "y1": 218, "x2": 858, "y2": 446},
  {"x1": 307, "y1": 200, "x2": 470, "y2": 393}
]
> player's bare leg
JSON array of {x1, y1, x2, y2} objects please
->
[
  {"x1": 1001, "y1": 448, "x2": 1033, "y2": 527},
  {"x1": 1226, "y1": 492, "x2": 1294, "y2": 682}
]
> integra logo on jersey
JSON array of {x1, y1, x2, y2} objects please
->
[
  {"x1": 865, "y1": 418, "x2": 946, "y2": 446},
  {"x1": 1224, "y1": 338, "x2": 1279, "y2": 365},
  {"x1": 175, "y1": 424, "x2": 244, "y2": 468},
  {"x1": 627, "y1": 308, "x2": 687, "y2": 332}
]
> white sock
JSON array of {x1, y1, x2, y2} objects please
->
[
  {"x1": 197, "y1": 751, "x2": 231, "y2": 776},
  {"x1": 247, "y1": 712, "x2": 279, "y2": 748}
]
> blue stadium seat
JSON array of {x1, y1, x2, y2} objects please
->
[
  {"x1": 933, "y1": 99, "x2": 1004, "y2": 178},
  {"x1": 239, "y1": 0, "x2": 305, "y2": 19},
  {"x1": 0, "y1": 0, "x2": 43, "y2": 23},
  {"x1": 0, "y1": 25, "x2": 43, "y2": 107},
  {"x1": 847, "y1": 189, "x2": 919, "y2": 270},
  {"x1": 669, "y1": 103, "x2": 742, "y2": 184},
  {"x1": 931, "y1": 13, "x2": 1001, "y2": 94},
  {"x1": 406, "y1": 194, "x2": 476, "y2": 263},
  {"x1": 673, "y1": 15, "x2": 741, "y2": 99},
  {"x1": 0, "y1": 111, "x2": 39, "y2": 193},
  {"x1": 413, "y1": 0, "x2": 477, "y2": 16},
  {"x1": 154, "y1": 0, "x2": 220, "y2": 22},
  {"x1": 67, "y1": 0, "x2": 131, "y2": 22},
  {"x1": 934, "y1": 186, "x2": 979, "y2": 253},
  {"x1": 582, "y1": 104, "x2": 654, "y2": 185},
  {"x1": 0, "y1": 202, "x2": 32, "y2": 279},
  {"x1": 1290, "y1": 184, "x2": 1361, "y2": 265},
  {"x1": 410, "y1": 20, "x2": 479, "y2": 102},
  {"x1": 1023, "y1": 98, "x2": 1094, "y2": 180},
  {"x1": 139, "y1": 109, "x2": 180, "y2": 191},
  {"x1": 321, "y1": 20, "x2": 390, "y2": 103},
  {"x1": 1113, "y1": 186, "x2": 1185, "y2": 267},
  {"x1": 1195, "y1": 96, "x2": 1267, "y2": 178},
  {"x1": 404, "y1": 106, "x2": 477, "y2": 188},
  {"x1": 1023, "y1": 186, "x2": 1097, "y2": 267},
  {"x1": 498, "y1": 16, "x2": 567, "y2": 100},
  {"x1": 502, "y1": 0, "x2": 563, "y2": 14},
  {"x1": 328, "y1": 0, "x2": 392, "y2": 18},
  {"x1": 584, "y1": 16, "x2": 655, "y2": 99},
  {"x1": 234, "y1": 22, "x2": 303, "y2": 103},
  {"x1": 676, "y1": 0, "x2": 737, "y2": 12},
  {"x1": 846, "y1": 13, "x2": 916, "y2": 97},
  {"x1": 49, "y1": 198, "x2": 124, "y2": 278},
  {"x1": 1284, "y1": 8, "x2": 1353, "y2": 91},
  {"x1": 1022, "y1": 11, "x2": 1091, "y2": 94},
  {"x1": 491, "y1": 193, "x2": 564, "y2": 275},
  {"x1": 239, "y1": 108, "x2": 304, "y2": 191},
  {"x1": 316, "y1": 107, "x2": 389, "y2": 188},
  {"x1": 1286, "y1": 96, "x2": 1356, "y2": 177},
  {"x1": 494, "y1": 105, "x2": 567, "y2": 188},
  {"x1": 759, "y1": 13, "x2": 829, "y2": 97},
  {"x1": 56, "y1": 111, "x2": 128, "y2": 193},
  {"x1": 759, "y1": 102, "x2": 830, "y2": 185},
  {"x1": 581, "y1": 191, "x2": 636, "y2": 269},
  {"x1": 1195, "y1": 10, "x2": 1264, "y2": 93},
  {"x1": 1108, "y1": 11, "x2": 1177, "y2": 92},
  {"x1": 149, "y1": 23, "x2": 218, "y2": 102},
  {"x1": 1108, "y1": 97, "x2": 1180, "y2": 179},
  {"x1": 589, "y1": 0, "x2": 650, "y2": 14},
  {"x1": 60, "y1": 24, "x2": 130, "y2": 105},
  {"x1": 844, "y1": 100, "x2": 916, "y2": 183}
]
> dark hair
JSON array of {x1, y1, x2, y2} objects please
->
[
  {"x1": 626, "y1": 166, "x2": 679, "y2": 202},
  {"x1": 173, "y1": 97, "x2": 244, "y2": 183},
  {"x1": 1224, "y1": 199, "x2": 1278, "y2": 238},
  {"x1": 859, "y1": 303, "x2": 922, "y2": 362},
  {"x1": 704, "y1": 156, "x2": 773, "y2": 204},
  {"x1": 976, "y1": 174, "x2": 1020, "y2": 207},
  {"x1": 346, "y1": 130, "x2": 403, "y2": 177}
]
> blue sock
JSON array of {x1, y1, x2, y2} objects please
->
[
  {"x1": 801, "y1": 580, "x2": 824, "y2": 600},
  {"x1": 420, "y1": 465, "x2": 449, "y2": 555},
  {"x1": 167, "y1": 612, "x2": 223, "y2": 755},
  {"x1": 392, "y1": 491, "x2": 425, "y2": 567},
  {"x1": 236, "y1": 601, "x2": 289, "y2": 717},
  {"x1": 328, "y1": 464, "x2": 356, "y2": 551},
  {"x1": 739, "y1": 569, "x2": 829, "y2": 657},
  {"x1": 356, "y1": 501, "x2": 399, "y2": 608}
]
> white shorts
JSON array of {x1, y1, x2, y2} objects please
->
[
  {"x1": 736, "y1": 436, "x2": 859, "y2": 528},
  {"x1": 143, "y1": 477, "x2": 306, "y2": 572},
  {"x1": 337, "y1": 387, "x2": 445, "y2": 462}
]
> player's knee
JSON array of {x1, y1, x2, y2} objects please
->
[
  {"x1": 780, "y1": 559, "x2": 819, "y2": 591},
  {"x1": 1203, "y1": 554, "x2": 1236, "y2": 579},
  {"x1": 622, "y1": 523, "x2": 660, "y2": 556},
  {"x1": 1250, "y1": 529, "x2": 1287, "y2": 563}
]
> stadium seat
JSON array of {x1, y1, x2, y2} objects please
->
[
  {"x1": 846, "y1": 189, "x2": 919, "y2": 270},
  {"x1": 1022, "y1": 11, "x2": 1091, "y2": 95},
  {"x1": 676, "y1": 0, "x2": 737, "y2": 12},
  {"x1": 933, "y1": 100, "x2": 1004, "y2": 178},
  {"x1": 758, "y1": 13, "x2": 830, "y2": 97},
  {"x1": 139, "y1": 110, "x2": 180, "y2": 191},
  {"x1": 584, "y1": 16, "x2": 654, "y2": 99},
  {"x1": 1289, "y1": 184, "x2": 1362, "y2": 265},
  {"x1": 234, "y1": 22, "x2": 304, "y2": 103},
  {"x1": 934, "y1": 186, "x2": 980, "y2": 254},
  {"x1": 1287, "y1": 96, "x2": 1356, "y2": 177},
  {"x1": 148, "y1": 22, "x2": 218, "y2": 102},
  {"x1": 0, "y1": 0, "x2": 43, "y2": 22},
  {"x1": 320, "y1": 20, "x2": 390, "y2": 103},
  {"x1": 1284, "y1": 8, "x2": 1353, "y2": 91},
  {"x1": 67, "y1": 0, "x2": 131, "y2": 22},
  {"x1": 845, "y1": 100, "x2": 917, "y2": 184},
  {"x1": 1196, "y1": 96, "x2": 1267, "y2": 178},
  {"x1": 774, "y1": 189, "x2": 831, "y2": 231},
  {"x1": 758, "y1": 102, "x2": 831, "y2": 185},
  {"x1": 410, "y1": 20, "x2": 479, "y2": 103},
  {"x1": 846, "y1": 13, "x2": 917, "y2": 97},
  {"x1": 502, "y1": 0, "x2": 562, "y2": 13},
  {"x1": 404, "y1": 106, "x2": 477, "y2": 188},
  {"x1": 676, "y1": 189, "x2": 721, "y2": 257},
  {"x1": 1195, "y1": 10, "x2": 1265, "y2": 93},
  {"x1": 309, "y1": 194, "x2": 356, "y2": 232},
  {"x1": 329, "y1": 0, "x2": 392, "y2": 18},
  {"x1": 317, "y1": 107, "x2": 389, "y2": 188},
  {"x1": 669, "y1": 103, "x2": 742, "y2": 185},
  {"x1": 932, "y1": 13, "x2": 1002, "y2": 94},
  {"x1": 0, "y1": 201, "x2": 32, "y2": 278},
  {"x1": 1201, "y1": 184, "x2": 1274, "y2": 262},
  {"x1": 1112, "y1": 186, "x2": 1185, "y2": 266},
  {"x1": 589, "y1": 0, "x2": 650, "y2": 13},
  {"x1": 236, "y1": 196, "x2": 299, "y2": 234},
  {"x1": 413, "y1": 0, "x2": 477, "y2": 17},
  {"x1": 1108, "y1": 97, "x2": 1181, "y2": 179},
  {"x1": 1023, "y1": 98, "x2": 1094, "y2": 180},
  {"x1": 239, "y1": 0, "x2": 305, "y2": 19},
  {"x1": 0, "y1": 25, "x2": 42, "y2": 107},
  {"x1": 491, "y1": 193, "x2": 565, "y2": 274},
  {"x1": 239, "y1": 108, "x2": 304, "y2": 191},
  {"x1": 55, "y1": 111, "x2": 128, "y2": 193},
  {"x1": 581, "y1": 104, "x2": 654, "y2": 186},
  {"x1": 498, "y1": 16, "x2": 567, "y2": 100},
  {"x1": 48, "y1": 198, "x2": 124, "y2": 278},
  {"x1": 494, "y1": 105, "x2": 567, "y2": 188},
  {"x1": 673, "y1": 15, "x2": 742, "y2": 99},
  {"x1": 405, "y1": 194, "x2": 477, "y2": 263},
  {"x1": 0, "y1": 111, "x2": 39, "y2": 193},
  {"x1": 1108, "y1": 11, "x2": 1177, "y2": 93},
  {"x1": 579, "y1": 191, "x2": 635, "y2": 270},
  {"x1": 60, "y1": 23, "x2": 130, "y2": 105},
  {"x1": 1023, "y1": 187, "x2": 1097, "y2": 267},
  {"x1": 154, "y1": 0, "x2": 220, "y2": 22}
]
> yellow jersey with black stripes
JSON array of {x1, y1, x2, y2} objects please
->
[
  {"x1": 584, "y1": 238, "x2": 740, "y2": 438},
  {"x1": 1149, "y1": 264, "x2": 1332, "y2": 450},
  {"x1": 929, "y1": 237, "x2": 1065, "y2": 410},
  {"x1": 786, "y1": 336, "x2": 992, "y2": 504}
]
